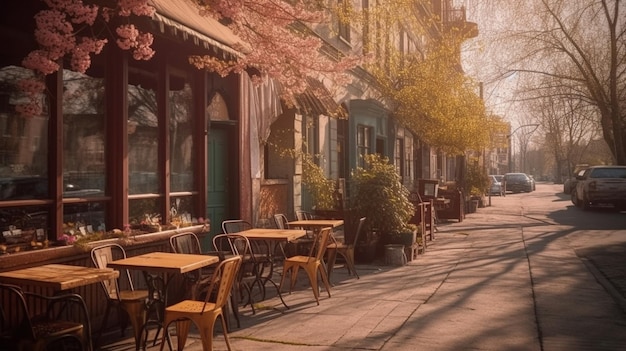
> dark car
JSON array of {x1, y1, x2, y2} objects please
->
[{"x1": 504, "y1": 173, "x2": 533, "y2": 193}]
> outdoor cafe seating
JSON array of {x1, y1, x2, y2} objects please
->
[
  {"x1": 0, "y1": 282, "x2": 92, "y2": 351},
  {"x1": 326, "y1": 217, "x2": 366, "y2": 280},
  {"x1": 158, "y1": 256, "x2": 242, "y2": 351},
  {"x1": 279, "y1": 227, "x2": 333, "y2": 305},
  {"x1": 90, "y1": 243, "x2": 150, "y2": 351}
]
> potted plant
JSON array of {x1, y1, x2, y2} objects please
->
[
  {"x1": 350, "y1": 154, "x2": 416, "y2": 261},
  {"x1": 465, "y1": 161, "x2": 490, "y2": 211},
  {"x1": 302, "y1": 153, "x2": 340, "y2": 213}
]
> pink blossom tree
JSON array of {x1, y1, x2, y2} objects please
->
[{"x1": 19, "y1": 0, "x2": 359, "y2": 116}]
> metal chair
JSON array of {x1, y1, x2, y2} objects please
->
[
  {"x1": 326, "y1": 217, "x2": 366, "y2": 280},
  {"x1": 0, "y1": 282, "x2": 92, "y2": 351},
  {"x1": 221, "y1": 219, "x2": 253, "y2": 234},
  {"x1": 159, "y1": 256, "x2": 242, "y2": 351},
  {"x1": 295, "y1": 210, "x2": 313, "y2": 220},
  {"x1": 276, "y1": 213, "x2": 314, "y2": 256},
  {"x1": 169, "y1": 232, "x2": 214, "y2": 300},
  {"x1": 273, "y1": 214, "x2": 290, "y2": 229},
  {"x1": 279, "y1": 227, "x2": 333, "y2": 305},
  {"x1": 90, "y1": 243, "x2": 149, "y2": 351}
]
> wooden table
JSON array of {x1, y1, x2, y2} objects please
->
[
  {"x1": 108, "y1": 252, "x2": 219, "y2": 348},
  {"x1": 287, "y1": 219, "x2": 344, "y2": 231},
  {"x1": 236, "y1": 228, "x2": 306, "y2": 242},
  {"x1": 107, "y1": 252, "x2": 218, "y2": 276},
  {"x1": 0, "y1": 264, "x2": 119, "y2": 351},
  {"x1": 0, "y1": 264, "x2": 119, "y2": 291}
]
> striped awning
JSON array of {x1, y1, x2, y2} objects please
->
[
  {"x1": 149, "y1": 0, "x2": 248, "y2": 58},
  {"x1": 294, "y1": 77, "x2": 347, "y2": 119}
]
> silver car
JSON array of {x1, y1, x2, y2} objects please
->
[
  {"x1": 572, "y1": 166, "x2": 626, "y2": 211},
  {"x1": 489, "y1": 175, "x2": 504, "y2": 196}
]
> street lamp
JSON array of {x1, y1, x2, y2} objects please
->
[{"x1": 508, "y1": 124, "x2": 539, "y2": 173}]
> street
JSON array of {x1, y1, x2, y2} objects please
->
[{"x1": 102, "y1": 182, "x2": 626, "y2": 351}]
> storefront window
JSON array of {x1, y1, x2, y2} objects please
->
[
  {"x1": 129, "y1": 198, "x2": 162, "y2": 228},
  {"x1": 63, "y1": 69, "x2": 106, "y2": 193},
  {"x1": 62, "y1": 69, "x2": 106, "y2": 231},
  {"x1": 0, "y1": 66, "x2": 49, "y2": 201},
  {"x1": 169, "y1": 195, "x2": 195, "y2": 227},
  {"x1": 0, "y1": 66, "x2": 50, "y2": 244},
  {"x1": 128, "y1": 75, "x2": 159, "y2": 195},
  {"x1": 169, "y1": 77, "x2": 194, "y2": 192}
]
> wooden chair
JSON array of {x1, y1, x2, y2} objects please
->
[
  {"x1": 90, "y1": 244, "x2": 149, "y2": 351},
  {"x1": 158, "y1": 256, "x2": 242, "y2": 351},
  {"x1": 326, "y1": 217, "x2": 366, "y2": 280},
  {"x1": 169, "y1": 232, "x2": 214, "y2": 300},
  {"x1": 279, "y1": 227, "x2": 332, "y2": 305},
  {"x1": 0, "y1": 282, "x2": 91, "y2": 351}
]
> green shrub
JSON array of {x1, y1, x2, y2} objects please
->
[{"x1": 350, "y1": 154, "x2": 415, "y2": 234}]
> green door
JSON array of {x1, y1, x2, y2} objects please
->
[{"x1": 207, "y1": 128, "x2": 229, "y2": 242}]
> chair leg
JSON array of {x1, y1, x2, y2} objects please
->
[
  {"x1": 304, "y1": 266, "x2": 320, "y2": 304},
  {"x1": 219, "y1": 312, "x2": 233, "y2": 351},
  {"x1": 345, "y1": 251, "x2": 359, "y2": 279},
  {"x1": 196, "y1": 315, "x2": 218, "y2": 351},
  {"x1": 175, "y1": 319, "x2": 192, "y2": 351},
  {"x1": 326, "y1": 248, "x2": 337, "y2": 282},
  {"x1": 318, "y1": 265, "x2": 332, "y2": 299},
  {"x1": 93, "y1": 302, "x2": 112, "y2": 347},
  {"x1": 122, "y1": 301, "x2": 146, "y2": 351}
]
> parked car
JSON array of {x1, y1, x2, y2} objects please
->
[
  {"x1": 504, "y1": 173, "x2": 533, "y2": 193},
  {"x1": 488, "y1": 175, "x2": 504, "y2": 196},
  {"x1": 563, "y1": 164, "x2": 590, "y2": 194},
  {"x1": 528, "y1": 175, "x2": 536, "y2": 191},
  {"x1": 571, "y1": 166, "x2": 626, "y2": 211}
]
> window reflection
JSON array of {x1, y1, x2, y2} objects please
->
[
  {"x1": 0, "y1": 66, "x2": 49, "y2": 200},
  {"x1": 63, "y1": 69, "x2": 106, "y2": 194},
  {"x1": 170, "y1": 79, "x2": 194, "y2": 192},
  {"x1": 128, "y1": 76, "x2": 159, "y2": 194}
]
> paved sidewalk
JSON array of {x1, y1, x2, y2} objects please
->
[{"x1": 102, "y1": 192, "x2": 626, "y2": 351}]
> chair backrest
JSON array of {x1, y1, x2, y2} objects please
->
[
  {"x1": 221, "y1": 220, "x2": 252, "y2": 234},
  {"x1": 91, "y1": 243, "x2": 136, "y2": 299},
  {"x1": 295, "y1": 210, "x2": 312, "y2": 220},
  {"x1": 212, "y1": 233, "x2": 235, "y2": 255},
  {"x1": 0, "y1": 283, "x2": 89, "y2": 347},
  {"x1": 202, "y1": 256, "x2": 242, "y2": 310},
  {"x1": 170, "y1": 232, "x2": 202, "y2": 254},
  {"x1": 0, "y1": 283, "x2": 36, "y2": 340},
  {"x1": 273, "y1": 214, "x2": 289, "y2": 229},
  {"x1": 351, "y1": 217, "x2": 367, "y2": 247},
  {"x1": 309, "y1": 227, "x2": 332, "y2": 262}
]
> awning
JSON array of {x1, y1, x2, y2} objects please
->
[
  {"x1": 294, "y1": 77, "x2": 347, "y2": 119},
  {"x1": 149, "y1": 0, "x2": 248, "y2": 58}
]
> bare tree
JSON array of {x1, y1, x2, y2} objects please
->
[
  {"x1": 511, "y1": 0, "x2": 624, "y2": 164},
  {"x1": 465, "y1": 0, "x2": 624, "y2": 164}
]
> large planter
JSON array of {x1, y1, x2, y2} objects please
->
[
  {"x1": 355, "y1": 230, "x2": 379, "y2": 264},
  {"x1": 376, "y1": 229, "x2": 418, "y2": 261},
  {"x1": 384, "y1": 231, "x2": 417, "y2": 247}
]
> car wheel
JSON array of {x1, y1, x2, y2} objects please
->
[
  {"x1": 571, "y1": 189, "x2": 579, "y2": 207},
  {"x1": 581, "y1": 194, "x2": 591, "y2": 211}
]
